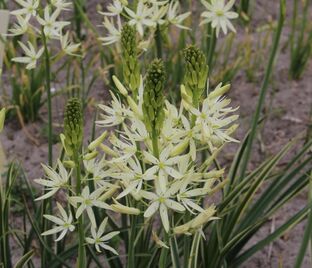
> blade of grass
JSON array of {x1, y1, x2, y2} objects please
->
[
  {"x1": 294, "y1": 173, "x2": 312, "y2": 268},
  {"x1": 238, "y1": 0, "x2": 286, "y2": 180}
]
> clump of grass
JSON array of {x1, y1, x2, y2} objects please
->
[{"x1": 290, "y1": 0, "x2": 312, "y2": 79}]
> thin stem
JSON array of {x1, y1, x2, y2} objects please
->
[
  {"x1": 155, "y1": 25, "x2": 163, "y2": 59},
  {"x1": 188, "y1": 232, "x2": 201, "y2": 268},
  {"x1": 41, "y1": 29, "x2": 53, "y2": 267},
  {"x1": 74, "y1": 151, "x2": 86, "y2": 268},
  {"x1": 159, "y1": 232, "x2": 169, "y2": 268},
  {"x1": 42, "y1": 32, "x2": 53, "y2": 166},
  {"x1": 152, "y1": 128, "x2": 159, "y2": 158},
  {"x1": 206, "y1": 26, "x2": 216, "y2": 70}
]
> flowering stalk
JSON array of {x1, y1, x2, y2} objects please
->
[{"x1": 64, "y1": 98, "x2": 86, "y2": 267}]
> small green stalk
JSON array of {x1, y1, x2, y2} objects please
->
[
  {"x1": 206, "y1": 26, "x2": 216, "y2": 70},
  {"x1": 155, "y1": 25, "x2": 163, "y2": 59},
  {"x1": 64, "y1": 98, "x2": 84, "y2": 267},
  {"x1": 41, "y1": 31, "x2": 53, "y2": 167},
  {"x1": 74, "y1": 151, "x2": 86, "y2": 268},
  {"x1": 159, "y1": 232, "x2": 169, "y2": 268},
  {"x1": 152, "y1": 128, "x2": 159, "y2": 158},
  {"x1": 188, "y1": 232, "x2": 201, "y2": 268},
  {"x1": 41, "y1": 28, "x2": 53, "y2": 267}
]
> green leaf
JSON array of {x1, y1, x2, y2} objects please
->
[{"x1": 14, "y1": 250, "x2": 34, "y2": 268}]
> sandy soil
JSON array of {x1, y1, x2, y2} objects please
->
[{"x1": 1, "y1": 0, "x2": 312, "y2": 267}]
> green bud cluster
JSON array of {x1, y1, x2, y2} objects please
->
[
  {"x1": 183, "y1": 45, "x2": 209, "y2": 106},
  {"x1": 143, "y1": 59, "x2": 166, "y2": 136},
  {"x1": 64, "y1": 98, "x2": 83, "y2": 153},
  {"x1": 121, "y1": 25, "x2": 140, "y2": 96}
]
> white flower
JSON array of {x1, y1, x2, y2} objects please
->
[
  {"x1": 11, "y1": 0, "x2": 39, "y2": 17},
  {"x1": 60, "y1": 31, "x2": 81, "y2": 56},
  {"x1": 69, "y1": 186, "x2": 111, "y2": 227},
  {"x1": 189, "y1": 83, "x2": 239, "y2": 150},
  {"x1": 99, "y1": 0, "x2": 124, "y2": 16},
  {"x1": 200, "y1": 0, "x2": 238, "y2": 37},
  {"x1": 34, "y1": 160, "x2": 70, "y2": 200},
  {"x1": 151, "y1": 4, "x2": 168, "y2": 25},
  {"x1": 8, "y1": 15, "x2": 30, "y2": 36},
  {"x1": 86, "y1": 217, "x2": 120, "y2": 254},
  {"x1": 143, "y1": 146, "x2": 182, "y2": 193},
  {"x1": 12, "y1": 41, "x2": 44, "y2": 70},
  {"x1": 37, "y1": 6, "x2": 70, "y2": 39},
  {"x1": 167, "y1": 1, "x2": 191, "y2": 30},
  {"x1": 42, "y1": 202, "x2": 75, "y2": 241},
  {"x1": 99, "y1": 17, "x2": 122, "y2": 46},
  {"x1": 51, "y1": 0, "x2": 71, "y2": 10},
  {"x1": 110, "y1": 156, "x2": 154, "y2": 199},
  {"x1": 142, "y1": 186, "x2": 185, "y2": 233},
  {"x1": 108, "y1": 127, "x2": 137, "y2": 163},
  {"x1": 96, "y1": 92, "x2": 128, "y2": 127},
  {"x1": 125, "y1": 1, "x2": 156, "y2": 36}
]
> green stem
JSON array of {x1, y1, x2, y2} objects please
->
[
  {"x1": 152, "y1": 128, "x2": 159, "y2": 158},
  {"x1": 42, "y1": 32, "x2": 53, "y2": 166},
  {"x1": 159, "y1": 232, "x2": 169, "y2": 268},
  {"x1": 74, "y1": 151, "x2": 86, "y2": 268},
  {"x1": 239, "y1": 0, "x2": 286, "y2": 180},
  {"x1": 41, "y1": 29, "x2": 53, "y2": 267},
  {"x1": 155, "y1": 25, "x2": 163, "y2": 59},
  {"x1": 206, "y1": 26, "x2": 216, "y2": 70},
  {"x1": 188, "y1": 232, "x2": 201, "y2": 268}
]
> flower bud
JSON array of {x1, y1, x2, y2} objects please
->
[
  {"x1": 99, "y1": 144, "x2": 118, "y2": 157},
  {"x1": 64, "y1": 98, "x2": 83, "y2": 151},
  {"x1": 208, "y1": 83, "x2": 230, "y2": 100},
  {"x1": 83, "y1": 150, "x2": 98, "y2": 160},
  {"x1": 170, "y1": 140, "x2": 189, "y2": 157},
  {"x1": 63, "y1": 160, "x2": 75, "y2": 168},
  {"x1": 88, "y1": 131, "x2": 108, "y2": 151},
  {"x1": 60, "y1": 133, "x2": 73, "y2": 156},
  {"x1": 111, "y1": 199, "x2": 140, "y2": 215},
  {"x1": 112, "y1": 75, "x2": 128, "y2": 96}
]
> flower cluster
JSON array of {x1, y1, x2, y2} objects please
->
[
  {"x1": 35, "y1": 43, "x2": 239, "y2": 252},
  {"x1": 99, "y1": 0, "x2": 191, "y2": 47},
  {"x1": 10, "y1": 0, "x2": 80, "y2": 70}
]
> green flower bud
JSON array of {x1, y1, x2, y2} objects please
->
[
  {"x1": 183, "y1": 45, "x2": 209, "y2": 105},
  {"x1": 121, "y1": 25, "x2": 140, "y2": 94},
  {"x1": 64, "y1": 98, "x2": 83, "y2": 151},
  {"x1": 143, "y1": 59, "x2": 166, "y2": 136}
]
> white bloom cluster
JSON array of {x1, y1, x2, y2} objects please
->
[
  {"x1": 99, "y1": 0, "x2": 191, "y2": 47},
  {"x1": 35, "y1": 73, "x2": 238, "y2": 252},
  {"x1": 10, "y1": 0, "x2": 80, "y2": 69},
  {"x1": 94, "y1": 75, "x2": 239, "y2": 234}
]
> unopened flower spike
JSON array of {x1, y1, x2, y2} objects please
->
[
  {"x1": 183, "y1": 45, "x2": 208, "y2": 106},
  {"x1": 121, "y1": 24, "x2": 140, "y2": 95},
  {"x1": 142, "y1": 58, "x2": 166, "y2": 139},
  {"x1": 63, "y1": 98, "x2": 83, "y2": 152}
]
